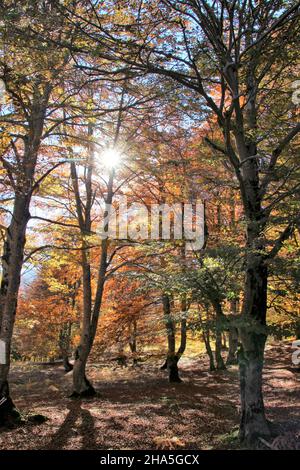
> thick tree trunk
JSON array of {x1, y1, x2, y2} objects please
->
[
  {"x1": 238, "y1": 333, "x2": 269, "y2": 444},
  {"x1": 166, "y1": 355, "x2": 181, "y2": 382},
  {"x1": 0, "y1": 195, "x2": 31, "y2": 425},
  {"x1": 72, "y1": 364, "x2": 95, "y2": 398},
  {"x1": 0, "y1": 381, "x2": 20, "y2": 427},
  {"x1": 238, "y1": 251, "x2": 270, "y2": 444},
  {"x1": 71, "y1": 345, "x2": 95, "y2": 397},
  {"x1": 0, "y1": 83, "x2": 50, "y2": 425},
  {"x1": 232, "y1": 49, "x2": 271, "y2": 443}
]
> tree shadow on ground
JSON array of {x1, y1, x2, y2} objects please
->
[
  {"x1": 45, "y1": 400, "x2": 97, "y2": 450},
  {"x1": 3, "y1": 344, "x2": 299, "y2": 450}
]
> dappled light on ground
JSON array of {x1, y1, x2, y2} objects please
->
[{"x1": 1, "y1": 343, "x2": 298, "y2": 450}]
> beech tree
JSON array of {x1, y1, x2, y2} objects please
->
[
  {"x1": 0, "y1": 1, "x2": 85, "y2": 422},
  {"x1": 120, "y1": 0, "x2": 300, "y2": 443},
  {"x1": 52, "y1": 82, "x2": 157, "y2": 396},
  {"x1": 62, "y1": 0, "x2": 300, "y2": 442}
]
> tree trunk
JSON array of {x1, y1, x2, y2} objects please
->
[
  {"x1": 71, "y1": 258, "x2": 95, "y2": 396},
  {"x1": 295, "y1": 322, "x2": 300, "y2": 340},
  {"x1": 72, "y1": 96, "x2": 127, "y2": 392},
  {"x1": 227, "y1": 328, "x2": 239, "y2": 365},
  {"x1": 238, "y1": 252, "x2": 270, "y2": 444},
  {"x1": 161, "y1": 294, "x2": 182, "y2": 383},
  {"x1": 71, "y1": 252, "x2": 97, "y2": 396},
  {"x1": 165, "y1": 316, "x2": 187, "y2": 382},
  {"x1": 71, "y1": 345, "x2": 95, "y2": 398},
  {"x1": 70, "y1": 150, "x2": 95, "y2": 397},
  {"x1": 0, "y1": 195, "x2": 31, "y2": 425},
  {"x1": 177, "y1": 295, "x2": 187, "y2": 360},
  {"x1": 213, "y1": 302, "x2": 226, "y2": 370},
  {"x1": 227, "y1": 300, "x2": 239, "y2": 365},
  {"x1": 202, "y1": 329, "x2": 216, "y2": 371},
  {"x1": 238, "y1": 333, "x2": 269, "y2": 444},
  {"x1": 232, "y1": 45, "x2": 271, "y2": 443},
  {"x1": 198, "y1": 306, "x2": 216, "y2": 371},
  {"x1": 70, "y1": 136, "x2": 112, "y2": 396},
  {"x1": 215, "y1": 329, "x2": 226, "y2": 370},
  {"x1": 70, "y1": 233, "x2": 97, "y2": 397},
  {"x1": 59, "y1": 322, "x2": 73, "y2": 372},
  {"x1": 63, "y1": 356, "x2": 73, "y2": 373},
  {"x1": 0, "y1": 381, "x2": 20, "y2": 427},
  {"x1": 167, "y1": 355, "x2": 181, "y2": 382},
  {"x1": 0, "y1": 82, "x2": 50, "y2": 425},
  {"x1": 222, "y1": 333, "x2": 227, "y2": 350},
  {"x1": 129, "y1": 319, "x2": 138, "y2": 365}
]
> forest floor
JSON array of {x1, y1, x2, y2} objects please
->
[{"x1": 0, "y1": 342, "x2": 299, "y2": 450}]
